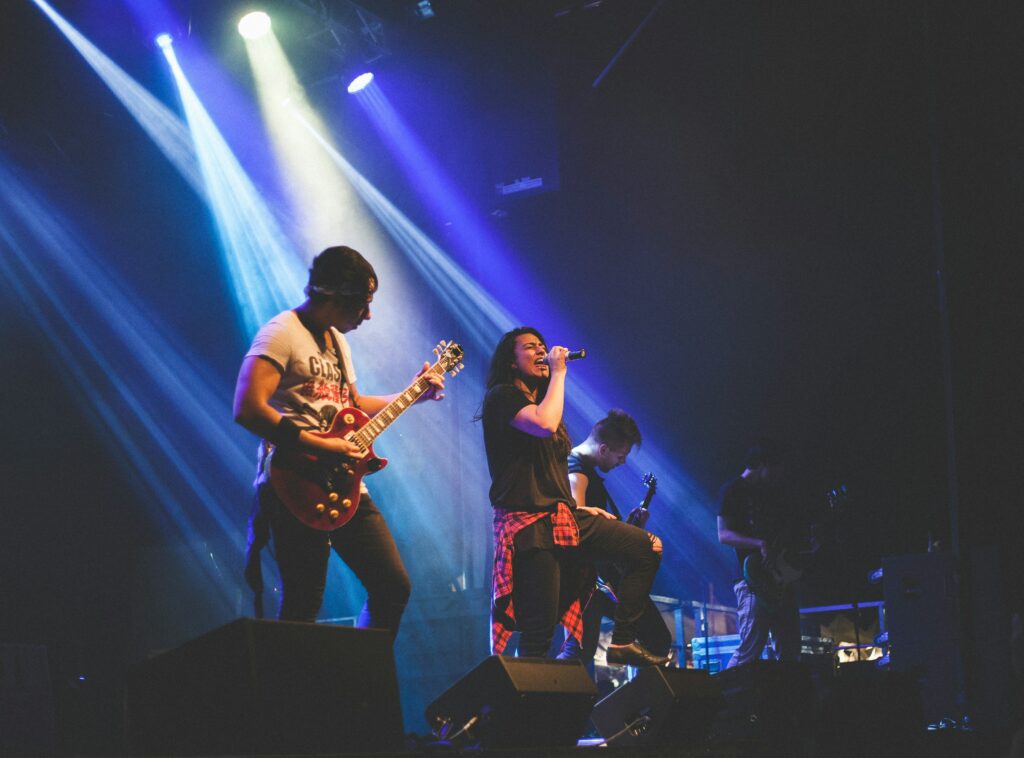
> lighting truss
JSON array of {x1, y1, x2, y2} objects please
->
[{"x1": 283, "y1": 0, "x2": 388, "y2": 64}]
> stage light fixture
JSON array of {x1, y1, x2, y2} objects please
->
[
  {"x1": 238, "y1": 11, "x2": 271, "y2": 40},
  {"x1": 346, "y1": 72, "x2": 374, "y2": 94},
  {"x1": 155, "y1": 33, "x2": 173, "y2": 49}
]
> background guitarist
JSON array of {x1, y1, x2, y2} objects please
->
[
  {"x1": 233, "y1": 245, "x2": 444, "y2": 634},
  {"x1": 561, "y1": 410, "x2": 672, "y2": 672},
  {"x1": 717, "y1": 438, "x2": 801, "y2": 667}
]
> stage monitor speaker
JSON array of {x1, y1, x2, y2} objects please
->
[
  {"x1": 425, "y1": 656, "x2": 597, "y2": 749},
  {"x1": 126, "y1": 618, "x2": 403, "y2": 756},
  {"x1": 590, "y1": 666, "x2": 723, "y2": 746},
  {"x1": 709, "y1": 661, "x2": 815, "y2": 753}
]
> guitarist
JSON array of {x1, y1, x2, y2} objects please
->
[
  {"x1": 717, "y1": 438, "x2": 801, "y2": 667},
  {"x1": 233, "y1": 246, "x2": 444, "y2": 635},
  {"x1": 560, "y1": 410, "x2": 672, "y2": 671}
]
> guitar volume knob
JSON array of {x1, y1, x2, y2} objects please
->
[
  {"x1": 328, "y1": 509, "x2": 340, "y2": 520},
  {"x1": 328, "y1": 492, "x2": 339, "y2": 502},
  {"x1": 315, "y1": 503, "x2": 326, "y2": 513},
  {"x1": 342, "y1": 498, "x2": 352, "y2": 509}
]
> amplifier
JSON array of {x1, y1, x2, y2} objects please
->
[{"x1": 692, "y1": 634, "x2": 834, "y2": 672}]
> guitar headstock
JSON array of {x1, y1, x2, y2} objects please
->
[
  {"x1": 432, "y1": 340, "x2": 465, "y2": 377},
  {"x1": 642, "y1": 472, "x2": 658, "y2": 493},
  {"x1": 826, "y1": 482, "x2": 848, "y2": 512}
]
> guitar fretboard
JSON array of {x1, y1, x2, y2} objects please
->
[{"x1": 349, "y1": 369, "x2": 439, "y2": 449}]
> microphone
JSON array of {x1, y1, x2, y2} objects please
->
[{"x1": 545, "y1": 349, "x2": 587, "y2": 364}]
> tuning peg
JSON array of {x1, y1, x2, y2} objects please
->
[
  {"x1": 433, "y1": 347, "x2": 440, "y2": 356},
  {"x1": 458, "y1": 363, "x2": 464, "y2": 371},
  {"x1": 450, "y1": 370, "x2": 457, "y2": 377}
]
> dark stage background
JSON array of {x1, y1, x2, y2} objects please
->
[{"x1": 1, "y1": 0, "x2": 1021, "y2": 750}]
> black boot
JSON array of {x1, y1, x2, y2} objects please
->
[{"x1": 606, "y1": 641, "x2": 670, "y2": 667}]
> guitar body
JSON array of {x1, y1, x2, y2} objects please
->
[
  {"x1": 269, "y1": 406, "x2": 388, "y2": 531},
  {"x1": 743, "y1": 551, "x2": 802, "y2": 612}
]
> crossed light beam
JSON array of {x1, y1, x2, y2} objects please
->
[
  {"x1": 0, "y1": 157, "x2": 252, "y2": 624},
  {"x1": 306, "y1": 84, "x2": 732, "y2": 590},
  {"x1": 28, "y1": 0, "x2": 729, "y2": 616}
]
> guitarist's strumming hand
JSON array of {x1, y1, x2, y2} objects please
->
[
  {"x1": 414, "y1": 362, "x2": 446, "y2": 403},
  {"x1": 313, "y1": 434, "x2": 367, "y2": 460}
]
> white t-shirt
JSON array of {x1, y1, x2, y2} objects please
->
[{"x1": 246, "y1": 309, "x2": 361, "y2": 487}]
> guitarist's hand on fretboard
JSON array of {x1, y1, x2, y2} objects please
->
[{"x1": 625, "y1": 506, "x2": 650, "y2": 529}]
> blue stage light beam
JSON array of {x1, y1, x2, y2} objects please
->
[
  {"x1": 31, "y1": 0, "x2": 299, "y2": 335},
  {"x1": 0, "y1": 157, "x2": 256, "y2": 620},
  {"x1": 351, "y1": 81, "x2": 552, "y2": 332},
  {"x1": 29, "y1": 0, "x2": 204, "y2": 196},
  {"x1": 348, "y1": 84, "x2": 731, "y2": 589},
  {"x1": 159, "y1": 43, "x2": 305, "y2": 333}
]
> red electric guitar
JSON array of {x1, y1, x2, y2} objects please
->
[{"x1": 269, "y1": 340, "x2": 464, "y2": 530}]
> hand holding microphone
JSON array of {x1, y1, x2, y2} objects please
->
[{"x1": 543, "y1": 347, "x2": 587, "y2": 372}]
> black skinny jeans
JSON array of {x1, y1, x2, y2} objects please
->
[
  {"x1": 564, "y1": 589, "x2": 673, "y2": 667},
  {"x1": 258, "y1": 482, "x2": 411, "y2": 637},
  {"x1": 511, "y1": 510, "x2": 662, "y2": 658}
]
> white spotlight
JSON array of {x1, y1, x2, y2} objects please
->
[
  {"x1": 346, "y1": 72, "x2": 374, "y2": 94},
  {"x1": 238, "y1": 11, "x2": 271, "y2": 40},
  {"x1": 155, "y1": 33, "x2": 173, "y2": 49}
]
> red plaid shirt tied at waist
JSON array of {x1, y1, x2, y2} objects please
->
[{"x1": 490, "y1": 501, "x2": 595, "y2": 655}]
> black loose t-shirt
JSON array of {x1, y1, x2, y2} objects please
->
[
  {"x1": 566, "y1": 452, "x2": 621, "y2": 518},
  {"x1": 482, "y1": 384, "x2": 573, "y2": 511},
  {"x1": 718, "y1": 476, "x2": 790, "y2": 579}
]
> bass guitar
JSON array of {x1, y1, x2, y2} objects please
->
[
  {"x1": 742, "y1": 486, "x2": 840, "y2": 610},
  {"x1": 269, "y1": 340, "x2": 464, "y2": 530}
]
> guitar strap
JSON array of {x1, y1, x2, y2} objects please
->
[
  {"x1": 327, "y1": 327, "x2": 358, "y2": 410},
  {"x1": 604, "y1": 489, "x2": 623, "y2": 520}
]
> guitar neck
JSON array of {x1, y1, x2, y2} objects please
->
[
  {"x1": 639, "y1": 486, "x2": 656, "y2": 510},
  {"x1": 350, "y1": 368, "x2": 439, "y2": 448}
]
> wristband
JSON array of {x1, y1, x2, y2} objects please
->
[{"x1": 270, "y1": 417, "x2": 302, "y2": 448}]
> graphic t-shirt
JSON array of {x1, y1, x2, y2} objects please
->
[{"x1": 245, "y1": 309, "x2": 357, "y2": 485}]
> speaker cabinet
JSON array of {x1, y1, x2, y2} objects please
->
[
  {"x1": 882, "y1": 552, "x2": 962, "y2": 723},
  {"x1": 709, "y1": 661, "x2": 815, "y2": 754},
  {"x1": 126, "y1": 619, "x2": 403, "y2": 756},
  {"x1": 425, "y1": 656, "x2": 597, "y2": 748},
  {"x1": 590, "y1": 667, "x2": 723, "y2": 745}
]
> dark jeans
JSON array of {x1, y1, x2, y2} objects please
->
[
  {"x1": 258, "y1": 482, "x2": 411, "y2": 637},
  {"x1": 564, "y1": 586, "x2": 672, "y2": 667},
  {"x1": 512, "y1": 510, "x2": 661, "y2": 658}
]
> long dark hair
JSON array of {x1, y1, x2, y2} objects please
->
[
  {"x1": 478, "y1": 326, "x2": 571, "y2": 455},
  {"x1": 484, "y1": 326, "x2": 545, "y2": 390}
]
